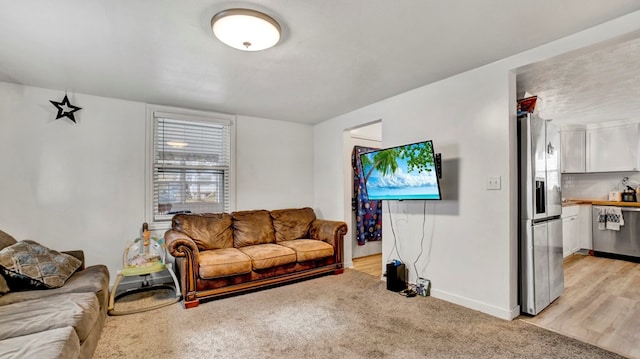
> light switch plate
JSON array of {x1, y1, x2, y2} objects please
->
[{"x1": 487, "y1": 176, "x2": 501, "y2": 190}]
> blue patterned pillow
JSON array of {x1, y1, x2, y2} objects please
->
[{"x1": 0, "y1": 240, "x2": 82, "y2": 290}]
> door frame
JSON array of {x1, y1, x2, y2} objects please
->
[{"x1": 342, "y1": 121, "x2": 382, "y2": 268}]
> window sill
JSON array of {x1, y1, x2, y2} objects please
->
[{"x1": 147, "y1": 221, "x2": 171, "y2": 237}]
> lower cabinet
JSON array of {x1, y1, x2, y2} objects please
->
[
  {"x1": 562, "y1": 214, "x2": 579, "y2": 258},
  {"x1": 561, "y1": 204, "x2": 593, "y2": 258},
  {"x1": 577, "y1": 204, "x2": 593, "y2": 251}
]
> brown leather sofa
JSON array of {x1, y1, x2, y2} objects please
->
[
  {"x1": 165, "y1": 207, "x2": 347, "y2": 308},
  {"x1": 0, "y1": 230, "x2": 110, "y2": 359}
]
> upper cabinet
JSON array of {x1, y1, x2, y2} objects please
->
[
  {"x1": 561, "y1": 120, "x2": 640, "y2": 173},
  {"x1": 586, "y1": 122, "x2": 640, "y2": 172},
  {"x1": 561, "y1": 129, "x2": 586, "y2": 173}
]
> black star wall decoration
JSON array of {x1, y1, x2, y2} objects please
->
[{"x1": 50, "y1": 94, "x2": 82, "y2": 123}]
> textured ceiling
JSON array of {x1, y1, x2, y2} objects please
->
[
  {"x1": 517, "y1": 31, "x2": 640, "y2": 125},
  {"x1": 1, "y1": 1, "x2": 640, "y2": 124}
]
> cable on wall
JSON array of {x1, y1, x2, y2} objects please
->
[
  {"x1": 412, "y1": 200, "x2": 428, "y2": 277},
  {"x1": 413, "y1": 201, "x2": 436, "y2": 279},
  {"x1": 385, "y1": 200, "x2": 404, "y2": 264}
]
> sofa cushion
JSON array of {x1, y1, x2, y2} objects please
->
[
  {"x1": 171, "y1": 213, "x2": 233, "y2": 250},
  {"x1": 232, "y1": 210, "x2": 276, "y2": 248},
  {"x1": 0, "y1": 240, "x2": 82, "y2": 290},
  {"x1": 0, "y1": 230, "x2": 17, "y2": 251},
  {"x1": 278, "y1": 239, "x2": 334, "y2": 262},
  {"x1": 0, "y1": 275, "x2": 8, "y2": 296},
  {"x1": 0, "y1": 326, "x2": 80, "y2": 359},
  {"x1": 0, "y1": 292, "x2": 99, "y2": 342},
  {"x1": 238, "y1": 244, "x2": 296, "y2": 270},
  {"x1": 0, "y1": 265, "x2": 109, "y2": 309},
  {"x1": 270, "y1": 207, "x2": 316, "y2": 242},
  {"x1": 0, "y1": 276, "x2": 8, "y2": 296},
  {"x1": 198, "y1": 248, "x2": 252, "y2": 279}
]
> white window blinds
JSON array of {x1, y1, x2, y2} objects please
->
[{"x1": 152, "y1": 113, "x2": 231, "y2": 221}]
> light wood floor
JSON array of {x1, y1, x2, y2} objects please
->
[
  {"x1": 352, "y1": 253, "x2": 382, "y2": 278},
  {"x1": 522, "y1": 254, "x2": 640, "y2": 358},
  {"x1": 356, "y1": 253, "x2": 639, "y2": 357}
]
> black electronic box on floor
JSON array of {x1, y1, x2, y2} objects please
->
[{"x1": 386, "y1": 261, "x2": 407, "y2": 292}]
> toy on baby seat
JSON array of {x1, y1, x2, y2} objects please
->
[
  {"x1": 123, "y1": 223, "x2": 166, "y2": 274},
  {"x1": 107, "y1": 222, "x2": 181, "y2": 315}
]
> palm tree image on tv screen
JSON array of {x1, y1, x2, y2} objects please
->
[{"x1": 359, "y1": 140, "x2": 442, "y2": 200}]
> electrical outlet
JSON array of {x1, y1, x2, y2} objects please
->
[{"x1": 487, "y1": 176, "x2": 501, "y2": 190}]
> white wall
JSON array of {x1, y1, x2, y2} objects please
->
[
  {"x1": 315, "y1": 67, "x2": 515, "y2": 319},
  {"x1": 0, "y1": 82, "x2": 313, "y2": 284},
  {"x1": 235, "y1": 115, "x2": 313, "y2": 211},
  {"x1": 313, "y1": 11, "x2": 640, "y2": 319},
  {"x1": 0, "y1": 82, "x2": 146, "y2": 282}
]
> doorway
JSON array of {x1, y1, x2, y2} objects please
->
[
  {"x1": 343, "y1": 121, "x2": 382, "y2": 272},
  {"x1": 514, "y1": 32, "x2": 640, "y2": 357}
]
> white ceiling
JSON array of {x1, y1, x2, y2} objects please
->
[
  {"x1": 1, "y1": 1, "x2": 640, "y2": 124},
  {"x1": 517, "y1": 31, "x2": 640, "y2": 125}
]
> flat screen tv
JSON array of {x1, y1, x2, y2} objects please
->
[{"x1": 359, "y1": 140, "x2": 442, "y2": 200}]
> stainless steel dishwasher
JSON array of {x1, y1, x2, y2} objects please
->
[{"x1": 592, "y1": 205, "x2": 640, "y2": 258}]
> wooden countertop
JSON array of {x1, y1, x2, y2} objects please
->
[{"x1": 564, "y1": 198, "x2": 640, "y2": 207}]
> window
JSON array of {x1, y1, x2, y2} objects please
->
[{"x1": 147, "y1": 107, "x2": 235, "y2": 223}]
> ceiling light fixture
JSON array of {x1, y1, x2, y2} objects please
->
[{"x1": 211, "y1": 8, "x2": 281, "y2": 51}]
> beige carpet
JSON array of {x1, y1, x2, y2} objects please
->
[
  {"x1": 108, "y1": 285, "x2": 180, "y2": 316},
  {"x1": 94, "y1": 270, "x2": 622, "y2": 359}
]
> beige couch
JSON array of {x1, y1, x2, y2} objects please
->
[
  {"x1": 165, "y1": 207, "x2": 347, "y2": 308},
  {"x1": 0, "y1": 230, "x2": 109, "y2": 359}
]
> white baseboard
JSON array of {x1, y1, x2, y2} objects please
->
[
  {"x1": 430, "y1": 288, "x2": 517, "y2": 321},
  {"x1": 509, "y1": 305, "x2": 521, "y2": 319}
]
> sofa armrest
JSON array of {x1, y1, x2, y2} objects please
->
[
  {"x1": 165, "y1": 229, "x2": 200, "y2": 305},
  {"x1": 165, "y1": 230, "x2": 200, "y2": 259},
  {"x1": 62, "y1": 250, "x2": 85, "y2": 271},
  {"x1": 309, "y1": 219, "x2": 347, "y2": 245},
  {"x1": 309, "y1": 219, "x2": 347, "y2": 268}
]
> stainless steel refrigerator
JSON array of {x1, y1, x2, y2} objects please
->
[{"x1": 518, "y1": 113, "x2": 564, "y2": 315}]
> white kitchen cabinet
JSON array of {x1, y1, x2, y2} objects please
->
[
  {"x1": 562, "y1": 215, "x2": 578, "y2": 257},
  {"x1": 577, "y1": 204, "x2": 593, "y2": 251},
  {"x1": 586, "y1": 122, "x2": 640, "y2": 172},
  {"x1": 561, "y1": 205, "x2": 580, "y2": 257},
  {"x1": 561, "y1": 129, "x2": 586, "y2": 173}
]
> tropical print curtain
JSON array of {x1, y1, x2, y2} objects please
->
[{"x1": 352, "y1": 146, "x2": 382, "y2": 245}]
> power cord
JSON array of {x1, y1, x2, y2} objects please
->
[
  {"x1": 399, "y1": 280, "x2": 431, "y2": 298},
  {"x1": 398, "y1": 288, "x2": 417, "y2": 297},
  {"x1": 386, "y1": 200, "x2": 435, "y2": 299},
  {"x1": 412, "y1": 200, "x2": 427, "y2": 279},
  {"x1": 385, "y1": 201, "x2": 404, "y2": 264},
  {"x1": 413, "y1": 201, "x2": 436, "y2": 294}
]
